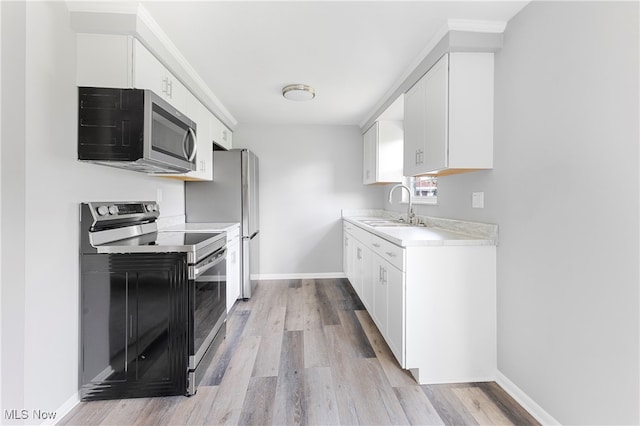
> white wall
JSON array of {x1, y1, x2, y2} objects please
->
[
  {"x1": 1, "y1": 2, "x2": 185, "y2": 421},
  {"x1": 1, "y1": 1, "x2": 27, "y2": 419},
  {"x1": 386, "y1": 2, "x2": 639, "y2": 424},
  {"x1": 233, "y1": 124, "x2": 383, "y2": 277},
  {"x1": 0, "y1": 1, "x2": 3, "y2": 416}
]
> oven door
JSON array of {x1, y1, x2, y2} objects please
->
[{"x1": 189, "y1": 247, "x2": 226, "y2": 392}]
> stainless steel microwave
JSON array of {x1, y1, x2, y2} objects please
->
[{"x1": 78, "y1": 87, "x2": 197, "y2": 174}]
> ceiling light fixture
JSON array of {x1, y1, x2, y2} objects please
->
[{"x1": 282, "y1": 84, "x2": 315, "y2": 101}]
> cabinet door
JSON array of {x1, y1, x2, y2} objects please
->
[
  {"x1": 226, "y1": 239, "x2": 240, "y2": 313},
  {"x1": 81, "y1": 268, "x2": 129, "y2": 386},
  {"x1": 377, "y1": 121, "x2": 404, "y2": 183},
  {"x1": 360, "y1": 244, "x2": 373, "y2": 311},
  {"x1": 351, "y1": 244, "x2": 364, "y2": 297},
  {"x1": 77, "y1": 34, "x2": 132, "y2": 88},
  {"x1": 403, "y1": 77, "x2": 425, "y2": 177},
  {"x1": 220, "y1": 125, "x2": 233, "y2": 150},
  {"x1": 343, "y1": 233, "x2": 351, "y2": 281},
  {"x1": 189, "y1": 97, "x2": 213, "y2": 180},
  {"x1": 133, "y1": 39, "x2": 166, "y2": 98},
  {"x1": 352, "y1": 239, "x2": 371, "y2": 303},
  {"x1": 211, "y1": 115, "x2": 233, "y2": 150},
  {"x1": 422, "y1": 54, "x2": 449, "y2": 173},
  {"x1": 372, "y1": 255, "x2": 387, "y2": 333},
  {"x1": 363, "y1": 124, "x2": 377, "y2": 184},
  {"x1": 386, "y1": 263, "x2": 405, "y2": 365},
  {"x1": 132, "y1": 39, "x2": 187, "y2": 113},
  {"x1": 81, "y1": 253, "x2": 188, "y2": 401}
]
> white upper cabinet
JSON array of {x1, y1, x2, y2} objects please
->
[
  {"x1": 77, "y1": 34, "x2": 187, "y2": 113},
  {"x1": 76, "y1": 33, "x2": 233, "y2": 181},
  {"x1": 363, "y1": 121, "x2": 404, "y2": 185},
  {"x1": 77, "y1": 33, "x2": 131, "y2": 88},
  {"x1": 403, "y1": 52, "x2": 494, "y2": 176},
  {"x1": 185, "y1": 94, "x2": 214, "y2": 181},
  {"x1": 211, "y1": 115, "x2": 233, "y2": 151},
  {"x1": 132, "y1": 39, "x2": 188, "y2": 113}
]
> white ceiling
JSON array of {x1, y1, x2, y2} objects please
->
[{"x1": 140, "y1": 1, "x2": 528, "y2": 127}]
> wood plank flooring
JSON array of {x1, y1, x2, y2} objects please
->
[{"x1": 60, "y1": 278, "x2": 540, "y2": 426}]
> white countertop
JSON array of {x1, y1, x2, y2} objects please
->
[
  {"x1": 160, "y1": 222, "x2": 240, "y2": 233},
  {"x1": 343, "y1": 216, "x2": 497, "y2": 247}
]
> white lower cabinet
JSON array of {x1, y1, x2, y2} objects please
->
[
  {"x1": 385, "y1": 262, "x2": 405, "y2": 364},
  {"x1": 372, "y1": 254, "x2": 388, "y2": 335},
  {"x1": 370, "y1": 239, "x2": 405, "y2": 365},
  {"x1": 343, "y1": 219, "x2": 496, "y2": 384},
  {"x1": 356, "y1": 242, "x2": 373, "y2": 311},
  {"x1": 344, "y1": 223, "x2": 373, "y2": 310},
  {"x1": 343, "y1": 233, "x2": 354, "y2": 284},
  {"x1": 226, "y1": 226, "x2": 241, "y2": 313}
]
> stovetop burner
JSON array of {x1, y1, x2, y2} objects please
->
[{"x1": 81, "y1": 202, "x2": 226, "y2": 264}]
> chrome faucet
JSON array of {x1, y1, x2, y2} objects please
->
[{"x1": 388, "y1": 184, "x2": 414, "y2": 224}]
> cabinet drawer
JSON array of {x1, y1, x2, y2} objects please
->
[
  {"x1": 343, "y1": 222, "x2": 371, "y2": 246},
  {"x1": 369, "y1": 234, "x2": 404, "y2": 271}
]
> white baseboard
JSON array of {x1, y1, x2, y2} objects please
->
[
  {"x1": 49, "y1": 391, "x2": 79, "y2": 425},
  {"x1": 496, "y1": 370, "x2": 560, "y2": 425},
  {"x1": 252, "y1": 272, "x2": 347, "y2": 280}
]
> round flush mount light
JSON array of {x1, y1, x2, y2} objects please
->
[{"x1": 282, "y1": 84, "x2": 316, "y2": 101}]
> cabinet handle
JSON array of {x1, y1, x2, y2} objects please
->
[
  {"x1": 222, "y1": 130, "x2": 228, "y2": 141},
  {"x1": 385, "y1": 251, "x2": 396, "y2": 258},
  {"x1": 167, "y1": 79, "x2": 173, "y2": 98},
  {"x1": 357, "y1": 248, "x2": 362, "y2": 260},
  {"x1": 372, "y1": 243, "x2": 381, "y2": 248},
  {"x1": 162, "y1": 77, "x2": 168, "y2": 95},
  {"x1": 380, "y1": 267, "x2": 387, "y2": 284},
  {"x1": 129, "y1": 314, "x2": 133, "y2": 338}
]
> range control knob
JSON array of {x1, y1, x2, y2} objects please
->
[
  {"x1": 108, "y1": 205, "x2": 118, "y2": 215},
  {"x1": 96, "y1": 206, "x2": 109, "y2": 216},
  {"x1": 146, "y1": 203, "x2": 158, "y2": 212}
]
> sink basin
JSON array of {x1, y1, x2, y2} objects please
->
[{"x1": 361, "y1": 219, "x2": 412, "y2": 227}]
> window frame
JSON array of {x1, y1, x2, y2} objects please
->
[{"x1": 401, "y1": 176, "x2": 438, "y2": 205}]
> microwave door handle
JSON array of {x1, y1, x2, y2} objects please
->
[{"x1": 183, "y1": 128, "x2": 197, "y2": 162}]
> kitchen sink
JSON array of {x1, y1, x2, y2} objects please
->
[{"x1": 361, "y1": 219, "x2": 413, "y2": 227}]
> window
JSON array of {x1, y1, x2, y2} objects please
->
[{"x1": 403, "y1": 176, "x2": 437, "y2": 205}]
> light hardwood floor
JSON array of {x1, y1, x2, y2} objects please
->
[{"x1": 60, "y1": 278, "x2": 540, "y2": 426}]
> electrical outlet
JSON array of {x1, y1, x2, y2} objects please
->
[{"x1": 472, "y1": 192, "x2": 484, "y2": 208}]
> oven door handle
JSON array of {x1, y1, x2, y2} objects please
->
[{"x1": 191, "y1": 248, "x2": 226, "y2": 279}]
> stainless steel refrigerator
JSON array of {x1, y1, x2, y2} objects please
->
[{"x1": 185, "y1": 149, "x2": 259, "y2": 299}]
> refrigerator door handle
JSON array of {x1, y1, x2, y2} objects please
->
[{"x1": 244, "y1": 231, "x2": 259, "y2": 240}]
